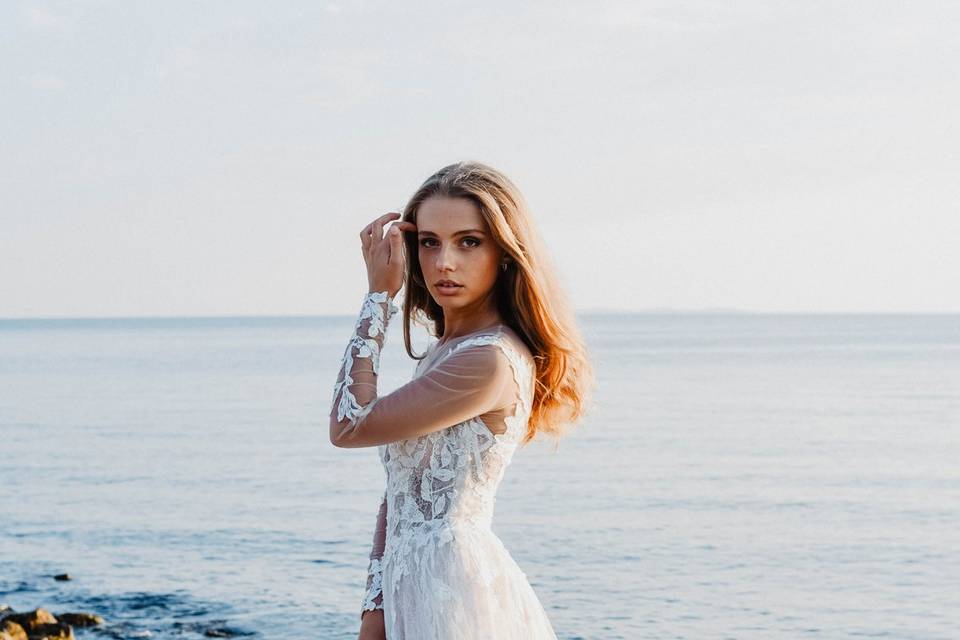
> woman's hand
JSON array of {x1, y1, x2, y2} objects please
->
[
  {"x1": 358, "y1": 608, "x2": 386, "y2": 640},
  {"x1": 361, "y1": 212, "x2": 417, "y2": 299}
]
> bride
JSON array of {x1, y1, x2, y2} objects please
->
[{"x1": 329, "y1": 160, "x2": 594, "y2": 640}]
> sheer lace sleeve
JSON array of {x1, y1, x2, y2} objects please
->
[
  {"x1": 330, "y1": 332, "x2": 517, "y2": 448},
  {"x1": 360, "y1": 489, "x2": 388, "y2": 618},
  {"x1": 329, "y1": 290, "x2": 400, "y2": 444}
]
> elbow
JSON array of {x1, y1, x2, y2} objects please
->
[
  {"x1": 329, "y1": 417, "x2": 358, "y2": 448},
  {"x1": 330, "y1": 404, "x2": 378, "y2": 448},
  {"x1": 333, "y1": 433, "x2": 359, "y2": 448},
  {"x1": 328, "y1": 416, "x2": 345, "y2": 448}
]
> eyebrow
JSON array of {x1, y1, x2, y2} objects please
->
[{"x1": 417, "y1": 229, "x2": 486, "y2": 237}]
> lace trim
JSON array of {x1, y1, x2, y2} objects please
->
[
  {"x1": 361, "y1": 557, "x2": 384, "y2": 612},
  {"x1": 332, "y1": 290, "x2": 400, "y2": 426}
]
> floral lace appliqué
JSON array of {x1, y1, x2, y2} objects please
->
[
  {"x1": 331, "y1": 290, "x2": 399, "y2": 426},
  {"x1": 377, "y1": 333, "x2": 535, "y2": 620}
]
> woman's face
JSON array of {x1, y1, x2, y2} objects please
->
[{"x1": 415, "y1": 196, "x2": 503, "y2": 310}]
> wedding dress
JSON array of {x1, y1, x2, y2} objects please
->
[{"x1": 331, "y1": 290, "x2": 558, "y2": 639}]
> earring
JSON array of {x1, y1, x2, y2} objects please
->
[{"x1": 500, "y1": 262, "x2": 508, "y2": 271}]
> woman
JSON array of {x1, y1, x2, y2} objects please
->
[{"x1": 329, "y1": 160, "x2": 594, "y2": 640}]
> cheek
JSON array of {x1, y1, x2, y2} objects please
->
[{"x1": 479, "y1": 250, "x2": 501, "y2": 279}]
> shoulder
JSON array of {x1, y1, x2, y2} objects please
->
[
  {"x1": 455, "y1": 327, "x2": 534, "y2": 381},
  {"x1": 446, "y1": 334, "x2": 512, "y2": 367},
  {"x1": 428, "y1": 325, "x2": 534, "y2": 374},
  {"x1": 488, "y1": 325, "x2": 535, "y2": 372},
  {"x1": 498, "y1": 325, "x2": 533, "y2": 357}
]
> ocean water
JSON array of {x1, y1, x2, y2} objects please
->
[{"x1": 1, "y1": 312, "x2": 957, "y2": 639}]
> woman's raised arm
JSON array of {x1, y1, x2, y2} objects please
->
[
  {"x1": 330, "y1": 329, "x2": 516, "y2": 448},
  {"x1": 329, "y1": 289, "x2": 400, "y2": 445}
]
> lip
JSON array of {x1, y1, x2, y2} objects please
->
[
  {"x1": 435, "y1": 281, "x2": 463, "y2": 296},
  {"x1": 435, "y1": 280, "x2": 462, "y2": 287}
]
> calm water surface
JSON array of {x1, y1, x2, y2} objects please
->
[{"x1": 1, "y1": 312, "x2": 958, "y2": 639}]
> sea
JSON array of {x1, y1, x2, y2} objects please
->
[{"x1": 1, "y1": 312, "x2": 957, "y2": 639}]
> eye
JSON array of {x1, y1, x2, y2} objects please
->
[{"x1": 418, "y1": 237, "x2": 482, "y2": 248}]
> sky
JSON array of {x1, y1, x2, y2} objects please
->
[{"x1": 2, "y1": 0, "x2": 958, "y2": 318}]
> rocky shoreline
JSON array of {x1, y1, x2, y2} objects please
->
[
  {"x1": 0, "y1": 605, "x2": 102, "y2": 640},
  {"x1": 1, "y1": 574, "x2": 247, "y2": 639}
]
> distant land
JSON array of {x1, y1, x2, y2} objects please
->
[
  {"x1": 2, "y1": 309, "x2": 959, "y2": 323},
  {"x1": 582, "y1": 307, "x2": 756, "y2": 314},
  {"x1": 578, "y1": 308, "x2": 960, "y2": 315}
]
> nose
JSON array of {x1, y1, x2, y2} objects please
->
[{"x1": 435, "y1": 243, "x2": 456, "y2": 273}]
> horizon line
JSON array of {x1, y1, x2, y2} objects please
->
[{"x1": 2, "y1": 308, "x2": 960, "y2": 322}]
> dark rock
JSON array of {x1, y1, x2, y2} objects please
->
[
  {"x1": 1, "y1": 619, "x2": 28, "y2": 640},
  {"x1": 51, "y1": 613, "x2": 102, "y2": 628},
  {"x1": 202, "y1": 627, "x2": 253, "y2": 638},
  {"x1": 0, "y1": 609, "x2": 57, "y2": 632},
  {"x1": 52, "y1": 575, "x2": 70, "y2": 582},
  {"x1": 24, "y1": 622, "x2": 73, "y2": 639}
]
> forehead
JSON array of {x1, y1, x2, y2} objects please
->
[{"x1": 416, "y1": 196, "x2": 488, "y2": 234}]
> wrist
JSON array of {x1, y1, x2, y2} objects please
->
[{"x1": 364, "y1": 290, "x2": 400, "y2": 322}]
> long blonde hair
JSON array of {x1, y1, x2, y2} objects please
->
[{"x1": 398, "y1": 160, "x2": 595, "y2": 448}]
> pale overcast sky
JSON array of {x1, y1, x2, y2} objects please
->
[{"x1": 2, "y1": 0, "x2": 958, "y2": 318}]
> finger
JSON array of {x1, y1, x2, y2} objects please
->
[
  {"x1": 387, "y1": 226, "x2": 403, "y2": 265},
  {"x1": 360, "y1": 213, "x2": 396, "y2": 241},
  {"x1": 371, "y1": 212, "x2": 400, "y2": 242},
  {"x1": 359, "y1": 223, "x2": 374, "y2": 251}
]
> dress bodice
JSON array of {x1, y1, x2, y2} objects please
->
[{"x1": 377, "y1": 330, "x2": 535, "y2": 575}]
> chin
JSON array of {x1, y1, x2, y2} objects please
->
[
  {"x1": 432, "y1": 293, "x2": 470, "y2": 307},
  {"x1": 434, "y1": 296, "x2": 467, "y2": 306}
]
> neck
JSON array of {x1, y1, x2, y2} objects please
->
[{"x1": 438, "y1": 298, "x2": 503, "y2": 346}]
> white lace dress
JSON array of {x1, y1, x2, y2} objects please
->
[{"x1": 330, "y1": 290, "x2": 557, "y2": 640}]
